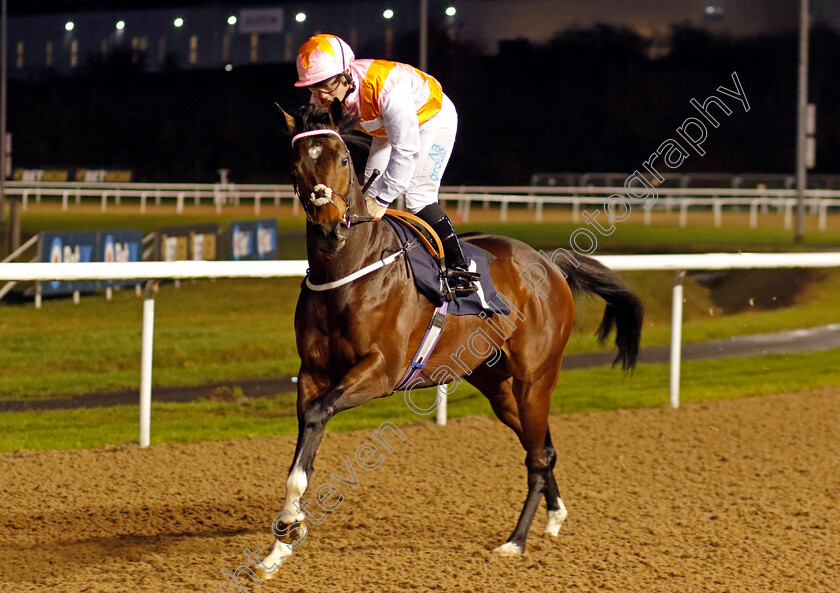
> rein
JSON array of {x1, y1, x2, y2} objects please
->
[
  {"x1": 292, "y1": 127, "x2": 443, "y2": 291},
  {"x1": 292, "y1": 124, "x2": 452, "y2": 392}
]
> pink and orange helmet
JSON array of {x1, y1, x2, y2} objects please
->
[{"x1": 294, "y1": 34, "x2": 355, "y2": 87}]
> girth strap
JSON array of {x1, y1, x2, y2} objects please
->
[{"x1": 393, "y1": 301, "x2": 449, "y2": 391}]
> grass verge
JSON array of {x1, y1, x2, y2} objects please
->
[
  {"x1": 2, "y1": 267, "x2": 840, "y2": 401},
  {"x1": 2, "y1": 349, "x2": 837, "y2": 452}
]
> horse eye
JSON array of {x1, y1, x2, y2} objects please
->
[{"x1": 341, "y1": 157, "x2": 349, "y2": 167}]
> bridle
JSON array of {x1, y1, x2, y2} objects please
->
[
  {"x1": 290, "y1": 126, "x2": 416, "y2": 293},
  {"x1": 290, "y1": 128, "x2": 373, "y2": 227}
]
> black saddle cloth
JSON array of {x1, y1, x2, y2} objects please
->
[{"x1": 383, "y1": 217, "x2": 511, "y2": 316}]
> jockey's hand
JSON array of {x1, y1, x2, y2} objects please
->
[{"x1": 364, "y1": 197, "x2": 388, "y2": 220}]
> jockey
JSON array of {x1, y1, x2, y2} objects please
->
[{"x1": 295, "y1": 33, "x2": 480, "y2": 296}]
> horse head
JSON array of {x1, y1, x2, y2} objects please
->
[{"x1": 277, "y1": 99, "x2": 367, "y2": 254}]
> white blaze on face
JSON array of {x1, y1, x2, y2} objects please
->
[{"x1": 308, "y1": 145, "x2": 323, "y2": 160}]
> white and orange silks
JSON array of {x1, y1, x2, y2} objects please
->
[{"x1": 319, "y1": 58, "x2": 457, "y2": 213}]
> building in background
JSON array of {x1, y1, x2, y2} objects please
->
[
  {"x1": 9, "y1": 1, "x2": 422, "y2": 79},
  {"x1": 9, "y1": 0, "x2": 836, "y2": 80}
]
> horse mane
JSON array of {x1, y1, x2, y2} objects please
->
[{"x1": 293, "y1": 102, "x2": 369, "y2": 150}]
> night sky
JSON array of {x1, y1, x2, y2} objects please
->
[{"x1": 9, "y1": 0, "x2": 840, "y2": 38}]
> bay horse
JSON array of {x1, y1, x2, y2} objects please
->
[{"x1": 258, "y1": 99, "x2": 643, "y2": 574}]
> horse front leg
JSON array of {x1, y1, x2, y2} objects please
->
[
  {"x1": 259, "y1": 353, "x2": 390, "y2": 577},
  {"x1": 256, "y1": 370, "x2": 323, "y2": 576}
]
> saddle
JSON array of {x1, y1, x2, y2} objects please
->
[
  {"x1": 381, "y1": 213, "x2": 510, "y2": 391},
  {"x1": 382, "y1": 214, "x2": 511, "y2": 317}
]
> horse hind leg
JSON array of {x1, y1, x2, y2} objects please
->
[
  {"x1": 466, "y1": 370, "x2": 523, "y2": 441},
  {"x1": 542, "y1": 429, "x2": 568, "y2": 537},
  {"x1": 492, "y1": 376, "x2": 557, "y2": 556},
  {"x1": 465, "y1": 370, "x2": 531, "y2": 556},
  {"x1": 467, "y1": 369, "x2": 565, "y2": 553}
]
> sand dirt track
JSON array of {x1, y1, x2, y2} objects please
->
[{"x1": 2, "y1": 389, "x2": 839, "y2": 593}]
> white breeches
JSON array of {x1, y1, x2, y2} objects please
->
[{"x1": 364, "y1": 94, "x2": 458, "y2": 213}]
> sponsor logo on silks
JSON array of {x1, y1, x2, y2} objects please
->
[
  {"x1": 429, "y1": 144, "x2": 447, "y2": 182},
  {"x1": 256, "y1": 224, "x2": 276, "y2": 258}
]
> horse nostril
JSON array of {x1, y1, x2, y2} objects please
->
[{"x1": 334, "y1": 222, "x2": 349, "y2": 242}]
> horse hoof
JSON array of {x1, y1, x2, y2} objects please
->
[
  {"x1": 544, "y1": 505, "x2": 568, "y2": 537},
  {"x1": 254, "y1": 555, "x2": 288, "y2": 581},
  {"x1": 492, "y1": 542, "x2": 524, "y2": 556},
  {"x1": 254, "y1": 565, "x2": 279, "y2": 582},
  {"x1": 255, "y1": 540, "x2": 294, "y2": 580}
]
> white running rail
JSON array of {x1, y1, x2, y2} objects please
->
[
  {"x1": 5, "y1": 181, "x2": 840, "y2": 229},
  {"x1": 1, "y1": 251, "x2": 839, "y2": 446}
]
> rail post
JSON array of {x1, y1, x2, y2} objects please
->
[
  {"x1": 6, "y1": 196, "x2": 19, "y2": 253},
  {"x1": 679, "y1": 200, "x2": 689, "y2": 227},
  {"x1": 139, "y1": 280, "x2": 159, "y2": 448},
  {"x1": 669, "y1": 270, "x2": 686, "y2": 409},
  {"x1": 749, "y1": 199, "x2": 759, "y2": 228},
  {"x1": 784, "y1": 200, "x2": 794, "y2": 230},
  {"x1": 435, "y1": 385, "x2": 447, "y2": 426}
]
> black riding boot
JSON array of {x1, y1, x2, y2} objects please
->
[{"x1": 416, "y1": 203, "x2": 480, "y2": 298}]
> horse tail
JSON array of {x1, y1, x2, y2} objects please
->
[{"x1": 556, "y1": 254, "x2": 644, "y2": 371}]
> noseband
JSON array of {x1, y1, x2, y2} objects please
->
[{"x1": 291, "y1": 128, "x2": 366, "y2": 226}]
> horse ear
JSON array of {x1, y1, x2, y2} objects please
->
[
  {"x1": 275, "y1": 103, "x2": 296, "y2": 136},
  {"x1": 328, "y1": 98, "x2": 344, "y2": 130}
]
